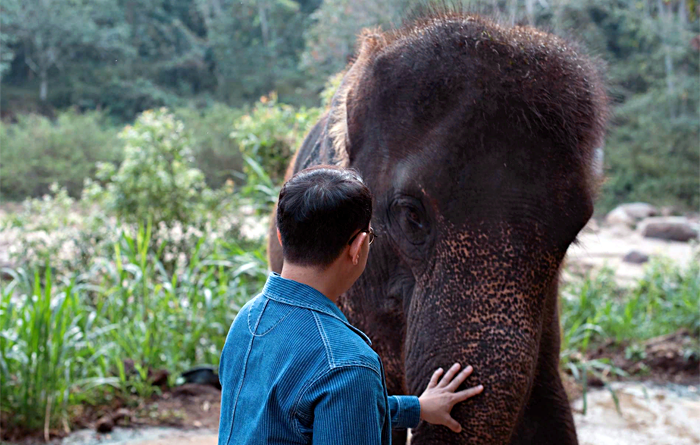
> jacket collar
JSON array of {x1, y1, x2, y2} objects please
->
[{"x1": 262, "y1": 272, "x2": 372, "y2": 346}]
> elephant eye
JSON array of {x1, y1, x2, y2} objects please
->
[
  {"x1": 407, "y1": 210, "x2": 422, "y2": 228},
  {"x1": 391, "y1": 197, "x2": 429, "y2": 245}
]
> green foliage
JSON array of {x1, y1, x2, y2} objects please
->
[
  {"x1": 0, "y1": 104, "x2": 249, "y2": 201},
  {"x1": 0, "y1": 227, "x2": 267, "y2": 433},
  {"x1": 562, "y1": 259, "x2": 700, "y2": 347},
  {"x1": 0, "y1": 110, "x2": 122, "y2": 200},
  {"x1": 208, "y1": 0, "x2": 311, "y2": 104},
  {"x1": 231, "y1": 93, "x2": 321, "y2": 183},
  {"x1": 1, "y1": 0, "x2": 132, "y2": 103},
  {"x1": 561, "y1": 261, "x2": 700, "y2": 413},
  {"x1": 603, "y1": 111, "x2": 699, "y2": 211},
  {"x1": 0, "y1": 269, "x2": 116, "y2": 433},
  {"x1": 555, "y1": 0, "x2": 700, "y2": 212},
  {"x1": 301, "y1": 0, "x2": 409, "y2": 91},
  {"x1": 87, "y1": 109, "x2": 220, "y2": 228},
  {"x1": 174, "y1": 104, "x2": 246, "y2": 189},
  {"x1": 560, "y1": 258, "x2": 700, "y2": 412},
  {"x1": 0, "y1": 0, "x2": 17, "y2": 78}
]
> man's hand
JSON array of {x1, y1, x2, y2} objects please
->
[{"x1": 418, "y1": 363, "x2": 483, "y2": 433}]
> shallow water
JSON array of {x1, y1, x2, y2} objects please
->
[
  {"x1": 59, "y1": 427, "x2": 217, "y2": 445},
  {"x1": 574, "y1": 382, "x2": 700, "y2": 445},
  {"x1": 49, "y1": 381, "x2": 700, "y2": 445}
]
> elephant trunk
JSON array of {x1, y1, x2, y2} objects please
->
[{"x1": 405, "y1": 231, "x2": 560, "y2": 444}]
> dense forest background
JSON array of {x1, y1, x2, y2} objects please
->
[{"x1": 0, "y1": 0, "x2": 698, "y2": 211}]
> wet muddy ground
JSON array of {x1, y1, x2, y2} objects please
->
[
  {"x1": 573, "y1": 382, "x2": 700, "y2": 445},
  {"x1": 40, "y1": 381, "x2": 700, "y2": 445}
]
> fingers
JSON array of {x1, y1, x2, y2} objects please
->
[
  {"x1": 453, "y1": 384, "x2": 484, "y2": 403},
  {"x1": 427, "y1": 367, "x2": 443, "y2": 389},
  {"x1": 437, "y1": 363, "x2": 461, "y2": 387},
  {"x1": 446, "y1": 365, "x2": 473, "y2": 391},
  {"x1": 445, "y1": 416, "x2": 462, "y2": 433}
]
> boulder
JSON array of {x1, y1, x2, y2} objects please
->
[
  {"x1": 582, "y1": 218, "x2": 600, "y2": 233},
  {"x1": 605, "y1": 203, "x2": 659, "y2": 227},
  {"x1": 623, "y1": 250, "x2": 649, "y2": 264},
  {"x1": 639, "y1": 217, "x2": 699, "y2": 242},
  {"x1": 605, "y1": 206, "x2": 634, "y2": 227},
  {"x1": 619, "y1": 202, "x2": 659, "y2": 220}
]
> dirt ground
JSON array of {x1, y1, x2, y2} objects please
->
[
  {"x1": 52, "y1": 379, "x2": 700, "y2": 445},
  {"x1": 48, "y1": 327, "x2": 696, "y2": 445}
]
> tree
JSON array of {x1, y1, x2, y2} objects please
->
[
  {"x1": 0, "y1": 1, "x2": 18, "y2": 79},
  {"x1": 207, "y1": 0, "x2": 310, "y2": 104},
  {"x1": 2, "y1": 0, "x2": 130, "y2": 103},
  {"x1": 300, "y1": 0, "x2": 409, "y2": 91}
]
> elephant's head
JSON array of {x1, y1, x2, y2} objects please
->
[{"x1": 331, "y1": 15, "x2": 608, "y2": 443}]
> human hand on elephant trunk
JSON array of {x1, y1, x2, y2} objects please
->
[{"x1": 419, "y1": 363, "x2": 484, "y2": 433}]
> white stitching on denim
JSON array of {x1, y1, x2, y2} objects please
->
[
  {"x1": 250, "y1": 305, "x2": 298, "y2": 337},
  {"x1": 312, "y1": 311, "x2": 335, "y2": 368},
  {"x1": 267, "y1": 293, "x2": 372, "y2": 345},
  {"x1": 290, "y1": 367, "x2": 335, "y2": 439},
  {"x1": 291, "y1": 364, "x2": 384, "y2": 439},
  {"x1": 228, "y1": 301, "x2": 267, "y2": 445},
  {"x1": 246, "y1": 297, "x2": 269, "y2": 335}
]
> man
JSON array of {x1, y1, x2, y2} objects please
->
[{"x1": 218, "y1": 166, "x2": 483, "y2": 444}]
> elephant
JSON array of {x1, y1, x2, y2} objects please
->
[{"x1": 268, "y1": 11, "x2": 608, "y2": 445}]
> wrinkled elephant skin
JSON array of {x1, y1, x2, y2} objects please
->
[{"x1": 268, "y1": 12, "x2": 608, "y2": 445}]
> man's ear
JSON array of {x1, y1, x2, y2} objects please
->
[
  {"x1": 348, "y1": 232, "x2": 367, "y2": 266},
  {"x1": 277, "y1": 228, "x2": 283, "y2": 247}
]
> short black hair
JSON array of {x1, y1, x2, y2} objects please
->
[{"x1": 276, "y1": 166, "x2": 372, "y2": 268}]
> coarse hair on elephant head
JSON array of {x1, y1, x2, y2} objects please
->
[{"x1": 268, "y1": 9, "x2": 608, "y2": 445}]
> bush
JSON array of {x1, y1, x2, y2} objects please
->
[
  {"x1": 231, "y1": 93, "x2": 321, "y2": 184},
  {"x1": 174, "y1": 104, "x2": 246, "y2": 189},
  {"x1": 87, "y1": 108, "x2": 223, "y2": 228},
  {"x1": 0, "y1": 110, "x2": 122, "y2": 200}
]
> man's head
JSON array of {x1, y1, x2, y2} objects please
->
[{"x1": 276, "y1": 166, "x2": 373, "y2": 273}]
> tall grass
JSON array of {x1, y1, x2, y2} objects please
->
[
  {"x1": 560, "y1": 257, "x2": 700, "y2": 413},
  {"x1": 0, "y1": 224, "x2": 268, "y2": 435},
  {"x1": 562, "y1": 258, "x2": 699, "y2": 347}
]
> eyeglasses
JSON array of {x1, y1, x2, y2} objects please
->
[{"x1": 347, "y1": 227, "x2": 376, "y2": 245}]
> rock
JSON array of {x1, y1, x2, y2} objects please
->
[
  {"x1": 172, "y1": 383, "x2": 221, "y2": 398},
  {"x1": 95, "y1": 415, "x2": 114, "y2": 433},
  {"x1": 639, "y1": 217, "x2": 699, "y2": 242},
  {"x1": 619, "y1": 202, "x2": 659, "y2": 220},
  {"x1": 112, "y1": 408, "x2": 131, "y2": 422},
  {"x1": 148, "y1": 369, "x2": 170, "y2": 388},
  {"x1": 582, "y1": 218, "x2": 600, "y2": 233},
  {"x1": 95, "y1": 408, "x2": 130, "y2": 433},
  {"x1": 605, "y1": 207, "x2": 634, "y2": 227},
  {"x1": 660, "y1": 206, "x2": 682, "y2": 217},
  {"x1": 605, "y1": 203, "x2": 659, "y2": 227},
  {"x1": 623, "y1": 250, "x2": 649, "y2": 264},
  {"x1": 181, "y1": 365, "x2": 221, "y2": 390}
]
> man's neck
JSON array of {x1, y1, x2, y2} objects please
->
[{"x1": 279, "y1": 262, "x2": 344, "y2": 304}]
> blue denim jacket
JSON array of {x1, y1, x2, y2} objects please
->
[{"x1": 218, "y1": 272, "x2": 421, "y2": 444}]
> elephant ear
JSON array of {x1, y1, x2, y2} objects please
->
[{"x1": 325, "y1": 32, "x2": 384, "y2": 167}]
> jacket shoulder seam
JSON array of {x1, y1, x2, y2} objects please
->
[{"x1": 311, "y1": 310, "x2": 334, "y2": 368}]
